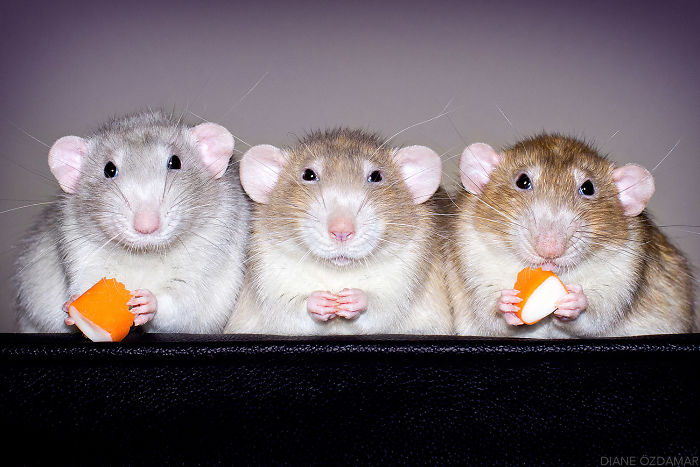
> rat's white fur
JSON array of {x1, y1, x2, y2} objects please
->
[
  {"x1": 15, "y1": 111, "x2": 250, "y2": 333},
  {"x1": 227, "y1": 227, "x2": 450, "y2": 335},
  {"x1": 17, "y1": 208, "x2": 247, "y2": 333}
]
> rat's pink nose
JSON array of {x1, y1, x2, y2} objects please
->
[
  {"x1": 534, "y1": 230, "x2": 566, "y2": 259},
  {"x1": 133, "y1": 210, "x2": 161, "y2": 234},
  {"x1": 328, "y1": 216, "x2": 355, "y2": 242}
]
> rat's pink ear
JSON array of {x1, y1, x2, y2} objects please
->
[
  {"x1": 612, "y1": 164, "x2": 655, "y2": 216},
  {"x1": 191, "y1": 122, "x2": 234, "y2": 179},
  {"x1": 239, "y1": 144, "x2": 287, "y2": 204},
  {"x1": 393, "y1": 145, "x2": 442, "y2": 204},
  {"x1": 48, "y1": 136, "x2": 88, "y2": 193},
  {"x1": 459, "y1": 143, "x2": 502, "y2": 195}
]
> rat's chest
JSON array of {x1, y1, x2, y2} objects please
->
[
  {"x1": 256, "y1": 248, "x2": 415, "y2": 298},
  {"x1": 66, "y1": 241, "x2": 190, "y2": 293}
]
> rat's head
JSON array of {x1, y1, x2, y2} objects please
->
[
  {"x1": 240, "y1": 129, "x2": 441, "y2": 266},
  {"x1": 47, "y1": 111, "x2": 234, "y2": 250},
  {"x1": 459, "y1": 134, "x2": 655, "y2": 272}
]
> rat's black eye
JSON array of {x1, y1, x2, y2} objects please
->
[
  {"x1": 302, "y1": 168, "x2": 318, "y2": 182},
  {"x1": 367, "y1": 170, "x2": 382, "y2": 183},
  {"x1": 167, "y1": 155, "x2": 181, "y2": 170},
  {"x1": 515, "y1": 173, "x2": 532, "y2": 190},
  {"x1": 579, "y1": 179, "x2": 595, "y2": 196},
  {"x1": 104, "y1": 161, "x2": 118, "y2": 178}
]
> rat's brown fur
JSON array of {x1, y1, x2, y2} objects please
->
[{"x1": 446, "y1": 133, "x2": 694, "y2": 337}]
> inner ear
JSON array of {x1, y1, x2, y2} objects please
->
[
  {"x1": 239, "y1": 145, "x2": 288, "y2": 204},
  {"x1": 612, "y1": 164, "x2": 655, "y2": 217},
  {"x1": 191, "y1": 122, "x2": 234, "y2": 179},
  {"x1": 392, "y1": 145, "x2": 442, "y2": 204},
  {"x1": 459, "y1": 143, "x2": 502, "y2": 195},
  {"x1": 48, "y1": 136, "x2": 88, "y2": 193}
]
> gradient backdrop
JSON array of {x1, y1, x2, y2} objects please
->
[{"x1": 1, "y1": 0, "x2": 698, "y2": 331}]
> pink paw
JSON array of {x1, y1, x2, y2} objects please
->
[
  {"x1": 62, "y1": 294, "x2": 80, "y2": 326},
  {"x1": 307, "y1": 291, "x2": 339, "y2": 322},
  {"x1": 334, "y1": 288, "x2": 368, "y2": 320},
  {"x1": 127, "y1": 289, "x2": 158, "y2": 326},
  {"x1": 554, "y1": 284, "x2": 588, "y2": 321},
  {"x1": 498, "y1": 289, "x2": 525, "y2": 326}
]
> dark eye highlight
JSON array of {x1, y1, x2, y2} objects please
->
[
  {"x1": 579, "y1": 179, "x2": 595, "y2": 196},
  {"x1": 104, "y1": 161, "x2": 118, "y2": 178},
  {"x1": 367, "y1": 170, "x2": 382, "y2": 183},
  {"x1": 515, "y1": 173, "x2": 532, "y2": 190},
  {"x1": 302, "y1": 168, "x2": 318, "y2": 182},
  {"x1": 167, "y1": 155, "x2": 181, "y2": 170}
]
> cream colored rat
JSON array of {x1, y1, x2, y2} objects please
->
[{"x1": 225, "y1": 128, "x2": 452, "y2": 335}]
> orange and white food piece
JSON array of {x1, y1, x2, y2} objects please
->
[
  {"x1": 513, "y1": 267, "x2": 569, "y2": 325},
  {"x1": 68, "y1": 278, "x2": 134, "y2": 342}
]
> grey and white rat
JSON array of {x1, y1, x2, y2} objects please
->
[
  {"x1": 445, "y1": 133, "x2": 695, "y2": 337},
  {"x1": 15, "y1": 110, "x2": 250, "y2": 333},
  {"x1": 225, "y1": 128, "x2": 452, "y2": 335}
]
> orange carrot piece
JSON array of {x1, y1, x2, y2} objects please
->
[
  {"x1": 513, "y1": 267, "x2": 568, "y2": 325},
  {"x1": 69, "y1": 278, "x2": 134, "y2": 342}
]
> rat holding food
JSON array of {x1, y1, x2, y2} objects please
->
[
  {"x1": 225, "y1": 128, "x2": 452, "y2": 335},
  {"x1": 15, "y1": 110, "x2": 250, "y2": 333},
  {"x1": 445, "y1": 133, "x2": 695, "y2": 337}
]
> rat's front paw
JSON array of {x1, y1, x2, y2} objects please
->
[
  {"x1": 335, "y1": 288, "x2": 368, "y2": 320},
  {"x1": 498, "y1": 289, "x2": 525, "y2": 326},
  {"x1": 62, "y1": 294, "x2": 80, "y2": 326},
  {"x1": 127, "y1": 289, "x2": 158, "y2": 326},
  {"x1": 554, "y1": 284, "x2": 588, "y2": 321},
  {"x1": 307, "y1": 291, "x2": 339, "y2": 322}
]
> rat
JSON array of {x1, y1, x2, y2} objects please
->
[
  {"x1": 15, "y1": 110, "x2": 250, "y2": 333},
  {"x1": 224, "y1": 128, "x2": 452, "y2": 335},
  {"x1": 445, "y1": 133, "x2": 695, "y2": 337}
]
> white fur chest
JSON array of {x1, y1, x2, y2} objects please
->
[
  {"x1": 255, "y1": 241, "x2": 418, "y2": 302},
  {"x1": 246, "y1": 238, "x2": 424, "y2": 334},
  {"x1": 65, "y1": 236, "x2": 192, "y2": 295}
]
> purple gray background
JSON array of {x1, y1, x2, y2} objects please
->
[{"x1": 1, "y1": 0, "x2": 698, "y2": 331}]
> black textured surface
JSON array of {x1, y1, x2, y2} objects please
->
[{"x1": 1, "y1": 333, "x2": 698, "y2": 465}]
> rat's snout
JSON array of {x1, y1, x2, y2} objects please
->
[
  {"x1": 534, "y1": 229, "x2": 566, "y2": 259},
  {"x1": 327, "y1": 212, "x2": 355, "y2": 243},
  {"x1": 133, "y1": 209, "x2": 161, "y2": 234}
]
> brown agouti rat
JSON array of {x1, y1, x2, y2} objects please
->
[{"x1": 445, "y1": 133, "x2": 695, "y2": 337}]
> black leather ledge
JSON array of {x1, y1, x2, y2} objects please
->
[{"x1": 1, "y1": 333, "x2": 698, "y2": 465}]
